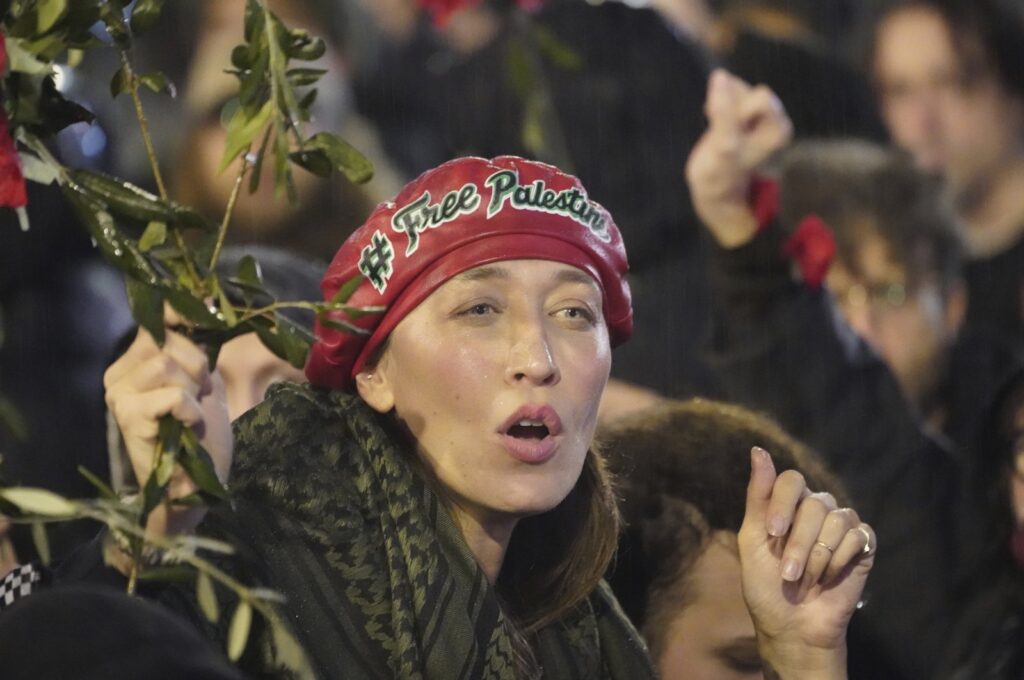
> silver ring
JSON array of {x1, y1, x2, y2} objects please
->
[{"x1": 854, "y1": 525, "x2": 874, "y2": 556}]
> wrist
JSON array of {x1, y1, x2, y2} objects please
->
[{"x1": 758, "y1": 637, "x2": 847, "y2": 680}]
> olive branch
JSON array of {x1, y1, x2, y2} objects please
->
[{"x1": 0, "y1": 1, "x2": 380, "y2": 674}]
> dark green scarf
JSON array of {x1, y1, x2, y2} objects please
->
[{"x1": 211, "y1": 382, "x2": 654, "y2": 679}]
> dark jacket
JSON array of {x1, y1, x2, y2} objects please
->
[{"x1": 704, "y1": 225, "x2": 980, "y2": 680}]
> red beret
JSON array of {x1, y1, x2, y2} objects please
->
[{"x1": 305, "y1": 156, "x2": 633, "y2": 390}]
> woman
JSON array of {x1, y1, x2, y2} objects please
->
[{"x1": 105, "y1": 156, "x2": 874, "y2": 678}]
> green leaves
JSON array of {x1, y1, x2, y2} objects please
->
[
  {"x1": 197, "y1": 572, "x2": 220, "y2": 623},
  {"x1": 218, "y1": 0, "x2": 374, "y2": 202},
  {"x1": 125, "y1": 277, "x2": 165, "y2": 344},
  {"x1": 68, "y1": 169, "x2": 211, "y2": 230},
  {"x1": 36, "y1": 0, "x2": 68, "y2": 34},
  {"x1": 129, "y1": 0, "x2": 166, "y2": 36},
  {"x1": 289, "y1": 134, "x2": 375, "y2": 184},
  {"x1": 227, "y1": 601, "x2": 253, "y2": 661},
  {"x1": 0, "y1": 487, "x2": 77, "y2": 517},
  {"x1": 219, "y1": 100, "x2": 273, "y2": 173}
]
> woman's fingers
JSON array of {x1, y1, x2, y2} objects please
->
[
  {"x1": 778, "y1": 491, "x2": 837, "y2": 582},
  {"x1": 105, "y1": 327, "x2": 211, "y2": 397},
  {"x1": 802, "y1": 507, "x2": 860, "y2": 586},
  {"x1": 764, "y1": 469, "x2": 811, "y2": 538},
  {"x1": 823, "y1": 523, "x2": 877, "y2": 584}
]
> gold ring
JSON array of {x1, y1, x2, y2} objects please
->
[{"x1": 814, "y1": 540, "x2": 835, "y2": 554}]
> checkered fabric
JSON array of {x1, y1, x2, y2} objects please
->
[{"x1": 0, "y1": 563, "x2": 43, "y2": 611}]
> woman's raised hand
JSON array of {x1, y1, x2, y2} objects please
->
[
  {"x1": 103, "y1": 307, "x2": 233, "y2": 538},
  {"x1": 685, "y1": 68, "x2": 793, "y2": 248},
  {"x1": 739, "y1": 447, "x2": 875, "y2": 679}
]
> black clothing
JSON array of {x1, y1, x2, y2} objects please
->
[
  {"x1": 724, "y1": 28, "x2": 888, "y2": 142},
  {"x1": 963, "y1": 232, "x2": 1024, "y2": 344},
  {"x1": 0, "y1": 585, "x2": 247, "y2": 680},
  {"x1": 705, "y1": 225, "x2": 977, "y2": 680}
]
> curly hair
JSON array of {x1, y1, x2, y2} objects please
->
[{"x1": 601, "y1": 398, "x2": 846, "y2": 661}]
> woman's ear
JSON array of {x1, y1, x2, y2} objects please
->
[{"x1": 355, "y1": 364, "x2": 395, "y2": 413}]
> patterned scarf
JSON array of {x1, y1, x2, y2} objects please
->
[{"x1": 212, "y1": 383, "x2": 654, "y2": 679}]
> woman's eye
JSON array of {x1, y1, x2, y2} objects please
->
[
  {"x1": 459, "y1": 302, "x2": 497, "y2": 317},
  {"x1": 555, "y1": 306, "x2": 597, "y2": 325}
]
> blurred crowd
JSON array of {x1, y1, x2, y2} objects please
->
[{"x1": 1, "y1": 0, "x2": 1023, "y2": 678}]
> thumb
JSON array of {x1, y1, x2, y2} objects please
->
[{"x1": 742, "y1": 446, "x2": 777, "y2": 534}]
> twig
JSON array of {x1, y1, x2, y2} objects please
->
[
  {"x1": 209, "y1": 154, "x2": 252, "y2": 272},
  {"x1": 115, "y1": 47, "x2": 202, "y2": 286}
]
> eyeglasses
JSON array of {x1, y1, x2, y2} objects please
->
[{"x1": 832, "y1": 281, "x2": 909, "y2": 312}]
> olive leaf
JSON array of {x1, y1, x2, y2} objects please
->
[
  {"x1": 253, "y1": 314, "x2": 312, "y2": 369},
  {"x1": 138, "y1": 71, "x2": 175, "y2": 97},
  {"x1": 0, "y1": 487, "x2": 77, "y2": 517},
  {"x1": 125, "y1": 277, "x2": 165, "y2": 345},
  {"x1": 138, "y1": 220, "x2": 167, "y2": 252},
  {"x1": 110, "y1": 64, "x2": 130, "y2": 98},
  {"x1": 179, "y1": 428, "x2": 228, "y2": 501},
  {"x1": 227, "y1": 600, "x2": 253, "y2": 661},
  {"x1": 197, "y1": 571, "x2": 220, "y2": 623},
  {"x1": 129, "y1": 0, "x2": 166, "y2": 36},
  {"x1": 219, "y1": 100, "x2": 273, "y2": 174},
  {"x1": 36, "y1": 0, "x2": 68, "y2": 35},
  {"x1": 304, "y1": 132, "x2": 373, "y2": 184},
  {"x1": 69, "y1": 169, "x2": 211, "y2": 231}
]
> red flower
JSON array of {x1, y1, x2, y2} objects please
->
[
  {"x1": 0, "y1": 34, "x2": 27, "y2": 211},
  {"x1": 782, "y1": 214, "x2": 836, "y2": 289},
  {"x1": 418, "y1": 0, "x2": 542, "y2": 26}
]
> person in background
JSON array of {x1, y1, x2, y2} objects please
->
[
  {"x1": 106, "y1": 245, "x2": 324, "y2": 494},
  {"x1": 870, "y1": 0, "x2": 1024, "y2": 341},
  {"x1": 777, "y1": 140, "x2": 1021, "y2": 452},
  {"x1": 649, "y1": 0, "x2": 886, "y2": 141},
  {"x1": 941, "y1": 364, "x2": 1024, "y2": 679},
  {"x1": 687, "y1": 68, "x2": 973, "y2": 679},
  {"x1": 604, "y1": 398, "x2": 855, "y2": 680}
]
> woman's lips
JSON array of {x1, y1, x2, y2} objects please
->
[{"x1": 498, "y1": 405, "x2": 563, "y2": 464}]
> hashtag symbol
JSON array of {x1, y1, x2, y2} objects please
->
[{"x1": 358, "y1": 230, "x2": 395, "y2": 293}]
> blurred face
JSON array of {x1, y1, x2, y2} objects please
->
[
  {"x1": 825, "y1": 231, "x2": 962, "y2": 409},
  {"x1": 873, "y1": 7, "x2": 1024, "y2": 196},
  {"x1": 217, "y1": 333, "x2": 306, "y2": 420},
  {"x1": 357, "y1": 259, "x2": 611, "y2": 532},
  {"x1": 657, "y1": 535, "x2": 763, "y2": 680}
]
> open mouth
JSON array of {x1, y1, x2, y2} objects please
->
[{"x1": 507, "y1": 420, "x2": 551, "y2": 439}]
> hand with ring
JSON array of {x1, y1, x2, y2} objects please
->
[{"x1": 739, "y1": 446, "x2": 876, "y2": 679}]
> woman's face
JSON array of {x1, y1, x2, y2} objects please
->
[{"x1": 356, "y1": 259, "x2": 611, "y2": 531}]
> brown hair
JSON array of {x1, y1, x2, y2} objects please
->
[
  {"x1": 498, "y1": 445, "x2": 621, "y2": 633},
  {"x1": 384, "y1": 413, "x2": 621, "y2": 633},
  {"x1": 778, "y1": 139, "x2": 964, "y2": 294},
  {"x1": 601, "y1": 398, "x2": 845, "y2": 661}
]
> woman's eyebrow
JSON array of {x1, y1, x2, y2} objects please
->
[
  {"x1": 554, "y1": 268, "x2": 598, "y2": 288},
  {"x1": 455, "y1": 265, "x2": 510, "y2": 282}
]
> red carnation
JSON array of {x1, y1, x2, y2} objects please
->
[
  {"x1": 418, "y1": 0, "x2": 542, "y2": 26},
  {"x1": 0, "y1": 33, "x2": 28, "y2": 213},
  {"x1": 782, "y1": 214, "x2": 836, "y2": 289}
]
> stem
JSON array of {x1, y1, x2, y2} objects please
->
[
  {"x1": 209, "y1": 155, "x2": 251, "y2": 272},
  {"x1": 115, "y1": 47, "x2": 202, "y2": 286},
  {"x1": 127, "y1": 563, "x2": 138, "y2": 595},
  {"x1": 235, "y1": 300, "x2": 322, "y2": 324}
]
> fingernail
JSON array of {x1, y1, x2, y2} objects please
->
[
  {"x1": 782, "y1": 559, "x2": 802, "y2": 582},
  {"x1": 767, "y1": 516, "x2": 787, "y2": 537}
]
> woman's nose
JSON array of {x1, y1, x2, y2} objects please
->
[{"x1": 505, "y1": 321, "x2": 560, "y2": 387}]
